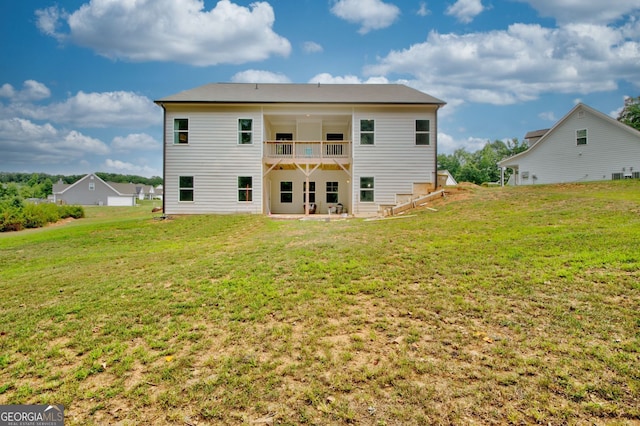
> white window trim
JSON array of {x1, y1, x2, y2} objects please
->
[
  {"x1": 174, "y1": 118, "x2": 189, "y2": 145},
  {"x1": 238, "y1": 118, "x2": 253, "y2": 145},
  {"x1": 359, "y1": 176, "x2": 375, "y2": 203}
]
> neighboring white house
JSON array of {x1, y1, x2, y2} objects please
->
[
  {"x1": 52, "y1": 173, "x2": 137, "y2": 206},
  {"x1": 155, "y1": 83, "x2": 446, "y2": 215},
  {"x1": 499, "y1": 103, "x2": 640, "y2": 186}
]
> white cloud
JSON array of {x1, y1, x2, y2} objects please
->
[
  {"x1": 417, "y1": 2, "x2": 431, "y2": 17},
  {"x1": 8, "y1": 90, "x2": 161, "y2": 128},
  {"x1": 303, "y1": 41, "x2": 324, "y2": 53},
  {"x1": 231, "y1": 70, "x2": 292, "y2": 83},
  {"x1": 104, "y1": 158, "x2": 157, "y2": 175},
  {"x1": 445, "y1": 0, "x2": 485, "y2": 24},
  {"x1": 112, "y1": 133, "x2": 160, "y2": 152},
  {"x1": 515, "y1": 0, "x2": 640, "y2": 24},
  {"x1": 438, "y1": 132, "x2": 487, "y2": 154},
  {"x1": 538, "y1": 111, "x2": 557, "y2": 121},
  {"x1": 0, "y1": 80, "x2": 51, "y2": 102},
  {"x1": 35, "y1": 0, "x2": 291, "y2": 66},
  {"x1": 308, "y1": 73, "x2": 390, "y2": 84},
  {"x1": 0, "y1": 118, "x2": 109, "y2": 166},
  {"x1": 364, "y1": 22, "x2": 639, "y2": 106},
  {"x1": 330, "y1": 0, "x2": 401, "y2": 34}
]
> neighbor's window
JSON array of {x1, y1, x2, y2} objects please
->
[
  {"x1": 280, "y1": 181, "x2": 293, "y2": 203},
  {"x1": 303, "y1": 181, "x2": 316, "y2": 203},
  {"x1": 89, "y1": 182, "x2": 95, "y2": 191},
  {"x1": 576, "y1": 129, "x2": 587, "y2": 145},
  {"x1": 326, "y1": 181, "x2": 339, "y2": 203},
  {"x1": 360, "y1": 119, "x2": 374, "y2": 145},
  {"x1": 238, "y1": 119, "x2": 253, "y2": 144},
  {"x1": 416, "y1": 119, "x2": 430, "y2": 145},
  {"x1": 179, "y1": 176, "x2": 194, "y2": 202},
  {"x1": 360, "y1": 177, "x2": 374, "y2": 202},
  {"x1": 174, "y1": 119, "x2": 189, "y2": 144},
  {"x1": 238, "y1": 176, "x2": 253, "y2": 202}
]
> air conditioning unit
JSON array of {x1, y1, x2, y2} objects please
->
[
  {"x1": 633, "y1": 171, "x2": 640, "y2": 179},
  {"x1": 611, "y1": 173, "x2": 623, "y2": 180}
]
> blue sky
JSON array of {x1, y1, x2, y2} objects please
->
[{"x1": 1, "y1": 0, "x2": 639, "y2": 178}]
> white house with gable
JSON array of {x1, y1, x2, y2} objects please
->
[
  {"x1": 155, "y1": 83, "x2": 446, "y2": 216},
  {"x1": 499, "y1": 103, "x2": 640, "y2": 186}
]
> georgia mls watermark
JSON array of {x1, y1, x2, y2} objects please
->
[{"x1": 0, "y1": 405, "x2": 64, "y2": 426}]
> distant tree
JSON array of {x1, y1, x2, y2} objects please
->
[{"x1": 617, "y1": 96, "x2": 640, "y2": 131}]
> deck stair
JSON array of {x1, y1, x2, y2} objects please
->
[{"x1": 384, "y1": 189, "x2": 445, "y2": 216}]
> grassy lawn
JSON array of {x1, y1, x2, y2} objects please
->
[{"x1": 0, "y1": 182, "x2": 638, "y2": 425}]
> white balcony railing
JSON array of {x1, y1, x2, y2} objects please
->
[{"x1": 264, "y1": 141, "x2": 351, "y2": 161}]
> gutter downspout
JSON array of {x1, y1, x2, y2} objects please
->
[{"x1": 434, "y1": 105, "x2": 439, "y2": 191}]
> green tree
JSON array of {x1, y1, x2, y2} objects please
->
[{"x1": 617, "y1": 96, "x2": 640, "y2": 131}]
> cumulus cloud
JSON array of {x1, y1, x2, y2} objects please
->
[
  {"x1": 0, "y1": 118, "x2": 109, "y2": 166},
  {"x1": 538, "y1": 111, "x2": 557, "y2": 121},
  {"x1": 445, "y1": 0, "x2": 485, "y2": 24},
  {"x1": 112, "y1": 133, "x2": 160, "y2": 152},
  {"x1": 0, "y1": 80, "x2": 51, "y2": 102},
  {"x1": 330, "y1": 0, "x2": 401, "y2": 34},
  {"x1": 417, "y1": 2, "x2": 431, "y2": 17},
  {"x1": 104, "y1": 158, "x2": 157, "y2": 175},
  {"x1": 308, "y1": 73, "x2": 390, "y2": 84},
  {"x1": 438, "y1": 132, "x2": 487, "y2": 154},
  {"x1": 515, "y1": 0, "x2": 640, "y2": 24},
  {"x1": 35, "y1": 0, "x2": 291, "y2": 66},
  {"x1": 303, "y1": 41, "x2": 324, "y2": 53},
  {"x1": 6, "y1": 89, "x2": 161, "y2": 128},
  {"x1": 231, "y1": 70, "x2": 292, "y2": 83},
  {"x1": 364, "y1": 22, "x2": 640, "y2": 106}
]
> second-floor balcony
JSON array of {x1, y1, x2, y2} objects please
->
[{"x1": 264, "y1": 140, "x2": 351, "y2": 165}]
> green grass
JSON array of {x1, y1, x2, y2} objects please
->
[{"x1": 0, "y1": 181, "x2": 639, "y2": 425}]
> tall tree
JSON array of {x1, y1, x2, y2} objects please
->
[{"x1": 617, "y1": 96, "x2": 640, "y2": 131}]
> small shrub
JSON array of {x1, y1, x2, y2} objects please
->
[
  {"x1": 0, "y1": 207, "x2": 25, "y2": 232},
  {"x1": 60, "y1": 205, "x2": 85, "y2": 219}
]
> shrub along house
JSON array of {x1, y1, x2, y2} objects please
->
[{"x1": 155, "y1": 83, "x2": 445, "y2": 216}]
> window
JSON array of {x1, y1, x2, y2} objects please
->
[
  {"x1": 238, "y1": 176, "x2": 253, "y2": 202},
  {"x1": 276, "y1": 133, "x2": 293, "y2": 140},
  {"x1": 280, "y1": 181, "x2": 293, "y2": 203},
  {"x1": 88, "y1": 182, "x2": 95, "y2": 191},
  {"x1": 415, "y1": 119, "x2": 430, "y2": 145},
  {"x1": 360, "y1": 177, "x2": 374, "y2": 202},
  {"x1": 576, "y1": 129, "x2": 587, "y2": 145},
  {"x1": 238, "y1": 119, "x2": 253, "y2": 144},
  {"x1": 179, "y1": 176, "x2": 194, "y2": 201},
  {"x1": 360, "y1": 119, "x2": 374, "y2": 145},
  {"x1": 326, "y1": 133, "x2": 343, "y2": 141},
  {"x1": 303, "y1": 181, "x2": 316, "y2": 203},
  {"x1": 326, "y1": 181, "x2": 338, "y2": 203},
  {"x1": 174, "y1": 119, "x2": 189, "y2": 144}
]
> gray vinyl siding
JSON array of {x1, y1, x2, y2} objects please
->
[
  {"x1": 352, "y1": 107, "x2": 437, "y2": 215},
  {"x1": 164, "y1": 105, "x2": 263, "y2": 214},
  {"x1": 510, "y1": 107, "x2": 640, "y2": 185}
]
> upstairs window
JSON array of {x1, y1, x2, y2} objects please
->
[
  {"x1": 174, "y1": 119, "x2": 189, "y2": 144},
  {"x1": 239, "y1": 119, "x2": 253, "y2": 144},
  {"x1": 179, "y1": 176, "x2": 194, "y2": 202},
  {"x1": 238, "y1": 176, "x2": 253, "y2": 202},
  {"x1": 360, "y1": 119, "x2": 375, "y2": 145},
  {"x1": 88, "y1": 182, "x2": 95, "y2": 191},
  {"x1": 576, "y1": 129, "x2": 587, "y2": 145},
  {"x1": 360, "y1": 177, "x2": 374, "y2": 202},
  {"x1": 416, "y1": 119, "x2": 430, "y2": 145}
]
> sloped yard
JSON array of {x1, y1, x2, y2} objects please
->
[{"x1": 0, "y1": 181, "x2": 638, "y2": 425}]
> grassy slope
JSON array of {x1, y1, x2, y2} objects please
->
[{"x1": 0, "y1": 182, "x2": 638, "y2": 425}]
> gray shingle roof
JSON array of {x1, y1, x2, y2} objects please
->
[{"x1": 155, "y1": 83, "x2": 445, "y2": 105}]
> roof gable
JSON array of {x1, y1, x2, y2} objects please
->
[{"x1": 155, "y1": 83, "x2": 445, "y2": 106}]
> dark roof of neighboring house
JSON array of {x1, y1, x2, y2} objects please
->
[
  {"x1": 524, "y1": 129, "x2": 550, "y2": 140},
  {"x1": 155, "y1": 83, "x2": 446, "y2": 106}
]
